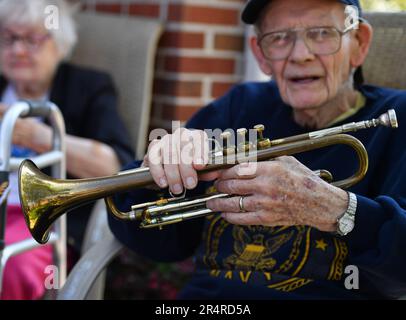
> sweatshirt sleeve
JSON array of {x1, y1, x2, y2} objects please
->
[
  {"x1": 345, "y1": 195, "x2": 406, "y2": 298},
  {"x1": 344, "y1": 101, "x2": 406, "y2": 299}
]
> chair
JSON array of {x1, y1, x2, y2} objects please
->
[
  {"x1": 70, "y1": 11, "x2": 161, "y2": 159},
  {"x1": 55, "y1": 12, "x2": 162, "y2": 300},
  {"x1": 57, "y1": 199, "x2": 122, "y2": 300},
  {"x1": 363, "y1": 12, "x2": 406, "y2": 89}
]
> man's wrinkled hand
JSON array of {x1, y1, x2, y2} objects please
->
[
  {"x1": 142, "y1": 128, "x2": 221, "y2": 195},
  {"x1": 206, "y1": 156, "x2": 349, "y2": 232}
]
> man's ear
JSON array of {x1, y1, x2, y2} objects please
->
[
  {"x1": 250, "y1": 36, "x2": 273, "y2": 76},
  {"x1": 350, "y1": 21, "x2": 373, "y2": 69}
]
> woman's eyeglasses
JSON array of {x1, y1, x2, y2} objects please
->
[{"x1": 0, "y1": 31, "x2": 51, "y2": 52}]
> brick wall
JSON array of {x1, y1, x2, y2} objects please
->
[{"x1": 82, "y1": 0, "x2": 247, "y2": 130}]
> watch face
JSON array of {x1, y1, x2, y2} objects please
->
[{"x1": 339, "y1": 216, "x2": 355, "y2": 235}]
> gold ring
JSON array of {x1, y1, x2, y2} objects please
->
[{"x1": 239, "y1": 196, "x2": 246, "y2": 212}]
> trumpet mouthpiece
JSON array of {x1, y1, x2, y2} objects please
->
[{"x1": 379, "y1": 109, "x2": 398, "y2": 128}]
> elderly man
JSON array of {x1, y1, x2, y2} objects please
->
[{"x1": 109, "y1": 0, "x2": 406, "y2": 299}]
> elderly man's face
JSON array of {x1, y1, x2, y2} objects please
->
[
  {"x1": 254, "y1": 0, "x2": 358, "y2": 110},
  {"x1": 0, "y1": 24, "x2": 61, "y2": 89}
]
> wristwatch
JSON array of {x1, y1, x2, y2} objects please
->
[{"x1": 336, "y1": 192, "x2": 357, "y2": 236}]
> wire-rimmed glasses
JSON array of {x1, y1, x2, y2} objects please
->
[{"x1": 258, "y1": 24, "x2": 356, "y2": 61}]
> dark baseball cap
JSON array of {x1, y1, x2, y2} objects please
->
[{"x1": 242, "y1": 0, "x2": 362, "y2": 24}]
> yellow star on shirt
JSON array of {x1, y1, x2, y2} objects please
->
[{"x1": 315, "y1": 239, "x2": 328, "y2": 251}]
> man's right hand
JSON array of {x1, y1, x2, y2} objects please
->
[{"x1": 142, "y1": 128, "x2": 220, "y2": 195}]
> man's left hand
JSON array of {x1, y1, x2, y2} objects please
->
[{"x1": 206, "y1": 156, "x2": 349, "y2": 232}]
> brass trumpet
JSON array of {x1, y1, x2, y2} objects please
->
[{"x1": 19, "y1": 110, "x2": 398, "y2": 244}]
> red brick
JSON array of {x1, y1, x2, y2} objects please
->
[
  {"x1": 95, "y1": 4, "x2": 122, "y2": 14},
  {"x1": 215, "y1": 34, "x2": 245, "y2": 52},
  {"x1": 161, "y1": 104, "x2": 202, "y2": 122},
  {"x1": 128, "y1": 4, "x2": 160, "y2": 18},
  {"x1": 155, "y1": 54, "x2": 166, "y2": 73},
  {"x1": 168, "y1": 5, "x2": 240, "y2": 26},
  {"x1": 159, "y1": 31, "x2": 205, "y2": 49},
  {"x1": 164, "y1": 56, "x2": 235, "y2": 74},
  {"x1": 212, "y1": 81, "x2": 237, "y2": 98},
  {"x1": 154, "y1": 78, "x2": 202, "y2": 97}
]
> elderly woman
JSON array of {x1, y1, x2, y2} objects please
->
[
  {"x1": 109, "y1": 0, "x2": 406, "y2": 299},
  {"x1": 0, "y1": 0, "x2": 134, "y2": 299}
]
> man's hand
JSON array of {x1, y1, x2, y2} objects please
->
[
  {"x1": 206, "y1": 156, "x2": 349, "y2": 232},
  {"x1": 142, "y1": 128, "x2": 219, "y2": 195},
  {"x1": 0, "y1": 103, "x2": 52, "y2": 153}
]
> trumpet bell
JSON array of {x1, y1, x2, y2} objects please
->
[
  {"x1": 19, "y1": 159, "x2": 155, "y2": 244},
  {"x1": 19, "y1": 159, "x2": 70, "y2": 244},
  {"x1": 19, "y1": 159, "x2": 104, "y2": 244}
]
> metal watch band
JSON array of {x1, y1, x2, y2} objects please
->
[
  {"x1": 345, "y1": 192, "x2": 357, "y2": 216},
  {"x1": 336, "y1": 192, "x2": 357, "y2": 236},
  {"x1": 345, "y1": 192, "x2": 357, "y2": 217}
]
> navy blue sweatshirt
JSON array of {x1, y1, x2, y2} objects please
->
[{"x1": 109, "y1": 81, "x2": 406, "y2": 299}]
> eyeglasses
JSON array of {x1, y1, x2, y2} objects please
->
[
  {"x1": 0, "y1": 31, "x2": 51, "y2": 52},
  {"x1": 258, "y1": 25, "x2": 355, "y2": 61}
]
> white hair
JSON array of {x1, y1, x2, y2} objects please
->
[{"x1": 0, "y1": 0, "x2": 78, "y2": 59}]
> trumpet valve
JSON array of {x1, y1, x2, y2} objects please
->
[
  {"x1": 254, "y1": 124, "x2": 271, "y2": 149},
  {"x1": 220, "y1": 131, "x2": 236, "y2": 156},
  {"x1": 237, "y1": 128, "x2": 254, "y2": 152}
]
